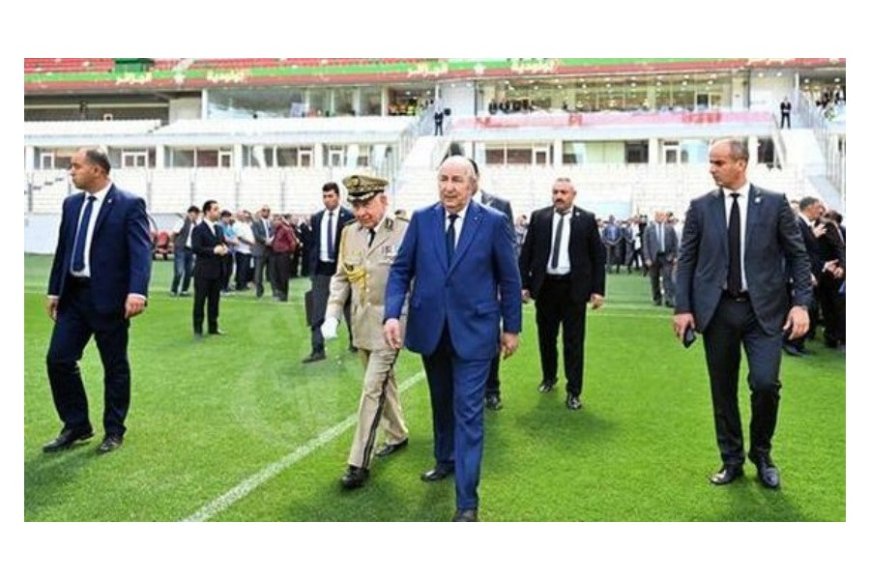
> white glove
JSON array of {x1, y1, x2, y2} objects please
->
[{"x1": 321, "y1": 317, "x2": 340, "y2": 340}]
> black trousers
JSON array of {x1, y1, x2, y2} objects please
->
[
  {"x1": 485, "y1": 356, "x2": 501, "y2": 398},
  {"x1": 818, "y1": 275, "x2": 845, "y2": 345},
  {"x1": 234, "y1": 253, "x2": 252, "y2": 290},
  {"x1": 648, "y1": 254, "x2": 675, "y2": 304},
  {"x1": 534, "y1": 276, "x2": 587, "y2": 396},
  {"x1": 702, "y1": 294, "x2": 782, "y2": 466},
  {"x1": 273, "y1": 251, "x2": 291, "y2": 300},
  {"x1": 46, "y1": 277, "x2": 131, "y2": 436},
  {"x1": 310, "y1": 271, "x2": 352, "y2": 353},
  {"x1": 253, "y1": 251, "x2": 272, "y2": 297},
  {"x1": 193, "y1": 275, "x2": 221, "y2": 334}
]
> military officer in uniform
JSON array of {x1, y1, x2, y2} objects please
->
[{"x1": 321, "y1": 174, "x2": 410, "y2": 489}]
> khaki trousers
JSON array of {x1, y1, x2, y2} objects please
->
[{"x1": 348, "y1": 348, "x2": 408, "y2": 469}]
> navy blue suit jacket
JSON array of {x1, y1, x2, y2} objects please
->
[
  {"x1": 192, "y1": 221, "x2": 226, "y2": 280},
  {"x1": 48, "y1": 184, "x2": 152, "y2": 314},
  {"x1": 675, "y1": 185, "x2": 812, "y2": 335},
  {"x1": 385, "y1": 200, "x2": 522, "y2": 360},
  {"x1": 308, "y1": 206, "x2": 354, "y2": 275}
]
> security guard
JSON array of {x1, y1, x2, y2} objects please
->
[{"x1": 321, "y1": 174, "x2": 410, "y2": 489}]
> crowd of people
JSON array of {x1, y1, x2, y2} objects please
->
[{"x1": 39, "y1": 143, "x2": 845, "y2": 522}]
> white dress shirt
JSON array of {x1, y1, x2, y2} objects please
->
[
  {"x1": 71, "y1": 182, "x2": 111, "y2": 278},
  {"x1": 319, "y1": 210, "x2": 336, "y2": 262}
]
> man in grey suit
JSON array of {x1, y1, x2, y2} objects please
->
[
  {"x1": 251, "y1": 205, "x2": 274, "y2": 298},
  {"x1": 673, "y1": 139, "x2": 811, "y2": 490},
  {"x1": 642, "y1": 210, "x2": 678, "y2": 306}
]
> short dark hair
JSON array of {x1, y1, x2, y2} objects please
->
[
  {"x1": 203, "y1": 200, "x2": 219, "y2": 213},
  {"x1": 220, "y1": 210, "x2": 232, "y2": 218},
  {"x1": 187, "y1": 205, "x2": 200, "y2": 214},
  {"x1": 84, "y1": 148, "x2": 111, "y2": 175},
  {"x1": 322, "y1": 182, "x2": 340, "y2": 195},
  {"x1": 725, "y1": 139, "x2": 749, "y2": 162},
  {"x1": 799, "y1": 196, "x2": 820, "y2": 211}
]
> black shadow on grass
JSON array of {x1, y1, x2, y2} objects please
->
[{"x1": 24, "y1": 444, "x2": 100, "y2": 519}]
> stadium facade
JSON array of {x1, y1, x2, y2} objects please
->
[{"x1": 24, "y1": 58, "x2": 846, "y2": 251}]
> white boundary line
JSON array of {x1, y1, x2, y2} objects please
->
[{"x1": 180, "y1": 369, "x2": 427, "y2": 522}]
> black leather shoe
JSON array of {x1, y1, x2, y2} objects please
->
[
  {"x1": 783, "y1": 343, "x2": 804, "y2": 357},
  {"x1": 421, "y1": 464, "x2": 454, "y2": 482},
  {"x1": 452, "y1": 509, "x2": 479, "y2": 522},
  {"x1": 208, "y1": 329, "x2": 226, "y2": 336},
  {"x1": 302, "y1": 351, "x2": 326, "y2": 363},
  {"x1": 566, "y1": 394, "x2": 583, "y2": 410},
  {"x1": 340, "y1": 465, "x2": 369, "y2": 489},
  {"x1": 374, "y1": 439, "x2": 408, "y2": 458},
  {"x1": 348, "y1": 345, "x2": 359, "y2": 353},
  {"x1": 96, "y1": 434, "x2": 124, "y2": 454},
  {"x1": 709, "y1": 464, "x2": 744, "y2": 485},
  {"x1": 485, "y1": 394, "x2": 503, "y2": 410},
  {"x1": 751, "y1": 456, "x2": 781, "y2": 489},
  {"x1": 538, "y1": 380, "x2": 555, "y2": 393},
  {"x1": 42, "y1": 427, "x2": 94, "y2": 453}
]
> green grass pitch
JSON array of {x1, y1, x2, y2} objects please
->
[{"x1": 23, "y1": 254, "x2": 845, "y2": 521}]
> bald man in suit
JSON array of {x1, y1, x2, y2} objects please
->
[{"x1": 674, "y1": 139, "x2": 811, "y2": 489}]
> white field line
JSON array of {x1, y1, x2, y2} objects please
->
[{"x1": 180, "y1": 370, "x2": 427, "y2": 522}]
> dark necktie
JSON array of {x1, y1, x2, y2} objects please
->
[
  {"x1": 727, "y1": 193, "x2": 742, "y2": 296},
  {"x1": 326, "y1": 211, "x2": 335, "y2": 260},
  {"x1": 550, "y1": 212, "x2": 567, "y2": 270},
  {"x1": 72, "y1": 195, "x2": 96, "y2": 272},
  {"x1": 368, "y1": 228, "x2": 376, "y2": 247},
  {"x1": 446, "y1": 214, "x2": 458, "y2": 266}
]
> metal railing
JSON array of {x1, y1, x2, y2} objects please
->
[{"x1": 795, "y1": 90, "x2": 846, "y2": 204}]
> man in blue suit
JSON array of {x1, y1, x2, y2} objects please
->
[
  {"x1": 674, "y1": 139, "x2": 812, "y2": 489},
  {"x1": 44, "y1": 147, "x2": 152, "y2": 454},
  {"x1": 384, "y1": 156, "x2": 522, "y2": 522}
]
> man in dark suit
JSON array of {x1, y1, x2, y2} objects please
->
[
  {"x1": 674, "y1": 138, "x2": 812, "y2": 489},
  {"x1": 191, "y1": 200, "x2": 229, "y2": 337},
  {"x1": 468, "y1": 159, "x2": 514, "y2": 411},
  {"x1": 170, "y1": 205, "x2": 199, "y2": 296},
  {"x1": 642, "y1": 211, "x2": 679, "y2": 307},
  {"x1": 384, "y1": 156, "x2": 522, "y2": 522},
  {"x1": 784, "y1": 196, "x2": 825, "y2": 356},
  {"x1": 44, "y1": 147, "x2": 152, "y2": 454},
  {"x1": 519, "y1": 177, "x2": 606, "y2": 410},
  {"x1": 303, "y1": 182, "x2": 354, "y2": 362}
]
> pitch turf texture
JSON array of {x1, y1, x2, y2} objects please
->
[{"x1": 23, "y1": 255, "x2": 845, "y2": 521}]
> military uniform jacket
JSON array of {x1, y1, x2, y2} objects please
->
[{"x1": 326, "y1": 214, "x2": 409, "y2": 351}]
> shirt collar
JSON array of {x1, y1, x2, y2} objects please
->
[
  {"x1": 447, "y1": 203, "x2": 469, "y2": 221},
  {"x1": 724, "y1": 182, "x2": 751, "y2": 198},
  {"x1": 86, "y1": 181, "x2": 111, "y2": 201}
]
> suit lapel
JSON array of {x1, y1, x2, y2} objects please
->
[
  {"x1": 711, "y1": 190, "x2": 728, "y2": 258},
  {"x1": 92, "y1": 184, "x2": 117, "y2": 238},
  {"x1": 568, "y1": 206, "x2": 582, "y2": 256},
  {"x1": 431, "y1": 204, "x2": 449, "y2": 273},
  {"x1": 451, "y1": 201, "x2": 483, "y2": 274},
  {"x1": 744, "y1": 184, "x2": 763, "y2": 248},
  {"x1": 541, "y1": 206, "x2": 555, "y2": 253}
]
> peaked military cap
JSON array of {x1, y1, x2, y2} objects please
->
[{"x1": 343, "y1": 174, "x2": 388, "y2": 202}]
